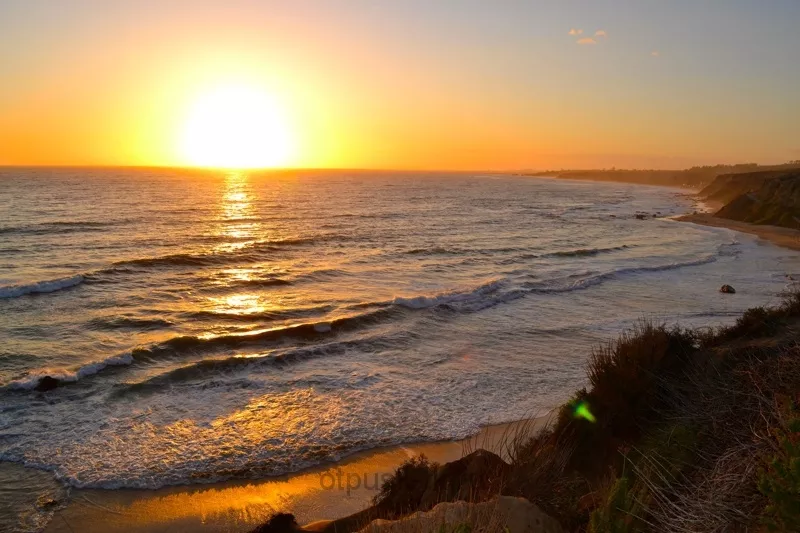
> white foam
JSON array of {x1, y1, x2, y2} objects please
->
[
  {"x1": 5, "y1": 353, "x2": 134, "y2": 391},
  {"x1": 0, "y1": 274, "x2": 84, "y2": 299},
  {"x1": 393, "y1": 279, "x2": 504, "y2": 310},
  {"x1": 531, "y1": 255, "x2": 719, "y2": 293}
]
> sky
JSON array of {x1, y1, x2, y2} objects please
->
[{"x1": 0, "y1": 0, "x2": 798, "y2": 170}]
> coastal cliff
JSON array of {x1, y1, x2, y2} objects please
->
[
  {"x1": 698, "y1": 169, "x2": 795, "y2": 205},
  {"x1": 713, "y1": 171, "x2": 800, "y2": 229}
]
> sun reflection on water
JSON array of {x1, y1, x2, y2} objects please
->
[{"x1": 215, "y1": 172, "x2": 262, "y2": 244}]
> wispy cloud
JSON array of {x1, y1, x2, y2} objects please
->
[
  {"x1": 568, "y1": 28, "x2": 583, "y2": 36},
  {"x1": 577, "y1": 38, "x2": 597, "y2": 45},
  {"x1": 651, "y1": 50, "x2": 660, "y2": 57},
  {"x1": 595, "y1": 30, "x2": 607, "y2": 37}
]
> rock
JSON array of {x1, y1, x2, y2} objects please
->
[
  {"x1": 34, "y1": 376, "x2": 60, "y2": 392},
  {"x1": 720, "y1": 285, "x2": 736, "y2": 294},
  {"x1": 634, "y1": 213, "x2": 648, "y2": 220},
  {"x1": 36, "y1": 496, "x2": 60, "y2": 509},
  {"x1": 319, "y1": 450, "x2": 510, "y2": 533},
  {"x1": 420, "y1": 449, "x2": 511, "y2": 509},
  {"x1": 358, "y1": 496, "x2": 563, "y2": 533}
]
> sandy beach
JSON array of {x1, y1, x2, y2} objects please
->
[
  {"x1": 41, "y1": 416, "x2": 551, "y2": 533},
  {"x1": 676, "y1": 213, "x2": 800, "y2": 251}
]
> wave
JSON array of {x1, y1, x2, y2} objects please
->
[
  {"x1": 109, "y1": 236, "x2": 334, "y2": 271},
  {"x1": 130, "y1": 308, "x2": 396, "y2": 362},
  {"x1": 0, "y1": 220, "x2": 117, "y2": 236},
  {"x1": 403, "y1": 246, "x2": 463, "y2": 255},
  {"x1": 2, "y1": 308, "x2": 400, "y2": 392},
  {"x1": 183, "y1": 305, "x2": 334, "y2": 323},
  {"x1": 393, "y1": 279, "x2": 508, "y2": 310},
  {"x1": 114, "y1": 333, "x2": 402, "y2": 396},
  {"x1": 3, "y1": 354, "x2": 134, "y2": 391},
  {"x1": 526, "y1": 255, "x2": 718, "y2": 293},
  {"x1": 544, "y1": 245, "x2": 630, "y2": 258},
  {"x1": 86, "y1": 316, "x2": 175, "y2": 331},
  {"x1": 221, "y1": 278, "x2": 294, "y2": 289},
  {"x1": 110, "y1": 250, "x2": 269, "y2": 269},
  {"x1": 2, "y1": 254, "x2": 722, "y2": 390},
  {"x1": 0, "y1": 275, "x2": 84, "y2": 299}
]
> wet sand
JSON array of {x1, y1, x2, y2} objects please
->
[
  {"x1": 42, "y1": 415, "x2": 552, "y2": 533},
  {"x1": 677, "y1": 213, "x2": 800, "y2": 251}
]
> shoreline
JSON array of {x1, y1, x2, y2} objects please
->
[
  {"x1": 42, "y1": 416, "x2": 552, "y2": 533},
  {"x1": 676, "y1": 213, "x2": 800, "y2": 252}
]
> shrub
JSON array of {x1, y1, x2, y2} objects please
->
[
  {"x1": 759, "y1": 416, "x2": 800, "y2": 532},
  {"x1": 373, "y1": 455, "x2": 438, "y2": 517},
  {"x1": 585, "y1": 321, "x2": 695, "y2": 443}
]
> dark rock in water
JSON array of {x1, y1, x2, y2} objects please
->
[
  {"x1": 720, "y1": 285, "x2": 736, "y2": 294},
  {"x1": 635, "y1": 213, "x2": 648, "y2": 220},
  {"x1": 34, "y1": 376, "x2": 60, "y2": 392},
  {"x1": 249, "y1": 513, "x2": 300, "y2": 533},
  {"x1": 36, "y1": 496, "x2": 60, "y2": 509}
]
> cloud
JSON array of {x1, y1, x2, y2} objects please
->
[
  {"x1": 577, "y1": 38, "x2": 597, "y2": 45},
  {"x1": 568, "y1": 28, "x2": 583, "y2": 36},
  {"x1": 595, "y1": 30, "x2": 607, "y2": 37},
  {"x1": 651, "y1": 50, "x2": 660, "y2": 57}
]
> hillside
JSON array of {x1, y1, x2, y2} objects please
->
[
  {"x1": 714, "y1": 171, "x2": 800, "y2": 229},
  {"x1": 700, "y1": 169, "x2": 800, "y2": 205}
]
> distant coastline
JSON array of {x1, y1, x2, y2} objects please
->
[{"x1": 527, "y1": 161, "x2": 800, "y2": 190}]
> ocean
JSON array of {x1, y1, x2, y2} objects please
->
[{"x1": 1, "y1": 168, "x2": 799, "y2": 531}]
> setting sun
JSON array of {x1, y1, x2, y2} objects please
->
[{"x1": 180, "y1": 84, "x2": 295, "y2": 169}]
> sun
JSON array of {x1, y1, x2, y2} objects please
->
[{"x1": 180, "y1": 84, "x2": 295, "y2": 169}]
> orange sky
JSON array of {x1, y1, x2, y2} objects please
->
[{"x1": 1, "y1": 1, "x2": 798, "y2": 170}]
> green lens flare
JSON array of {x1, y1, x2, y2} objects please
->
[{"x1": 574, "y1": 401, "x2": 596, "y2": 423}]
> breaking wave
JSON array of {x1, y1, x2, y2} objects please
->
[
  {"x1": 3, "y1": 354, "x2": 134, "y2": 391},
  {"x1": 392, "y1": 279, "x2": 506, "y2": 310},
  {"x1": 527, "y1": 255, "x2": 719, "y2": 293},
  {"x1": 129, "y1": 309, "x2": 396, "y2": 362},
  {"x1": 544, "y1": 245, "x2": 630, "y2": 258},
  {"x1": 0, "y1": 275, "x2": 85, "y2": 299}
]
